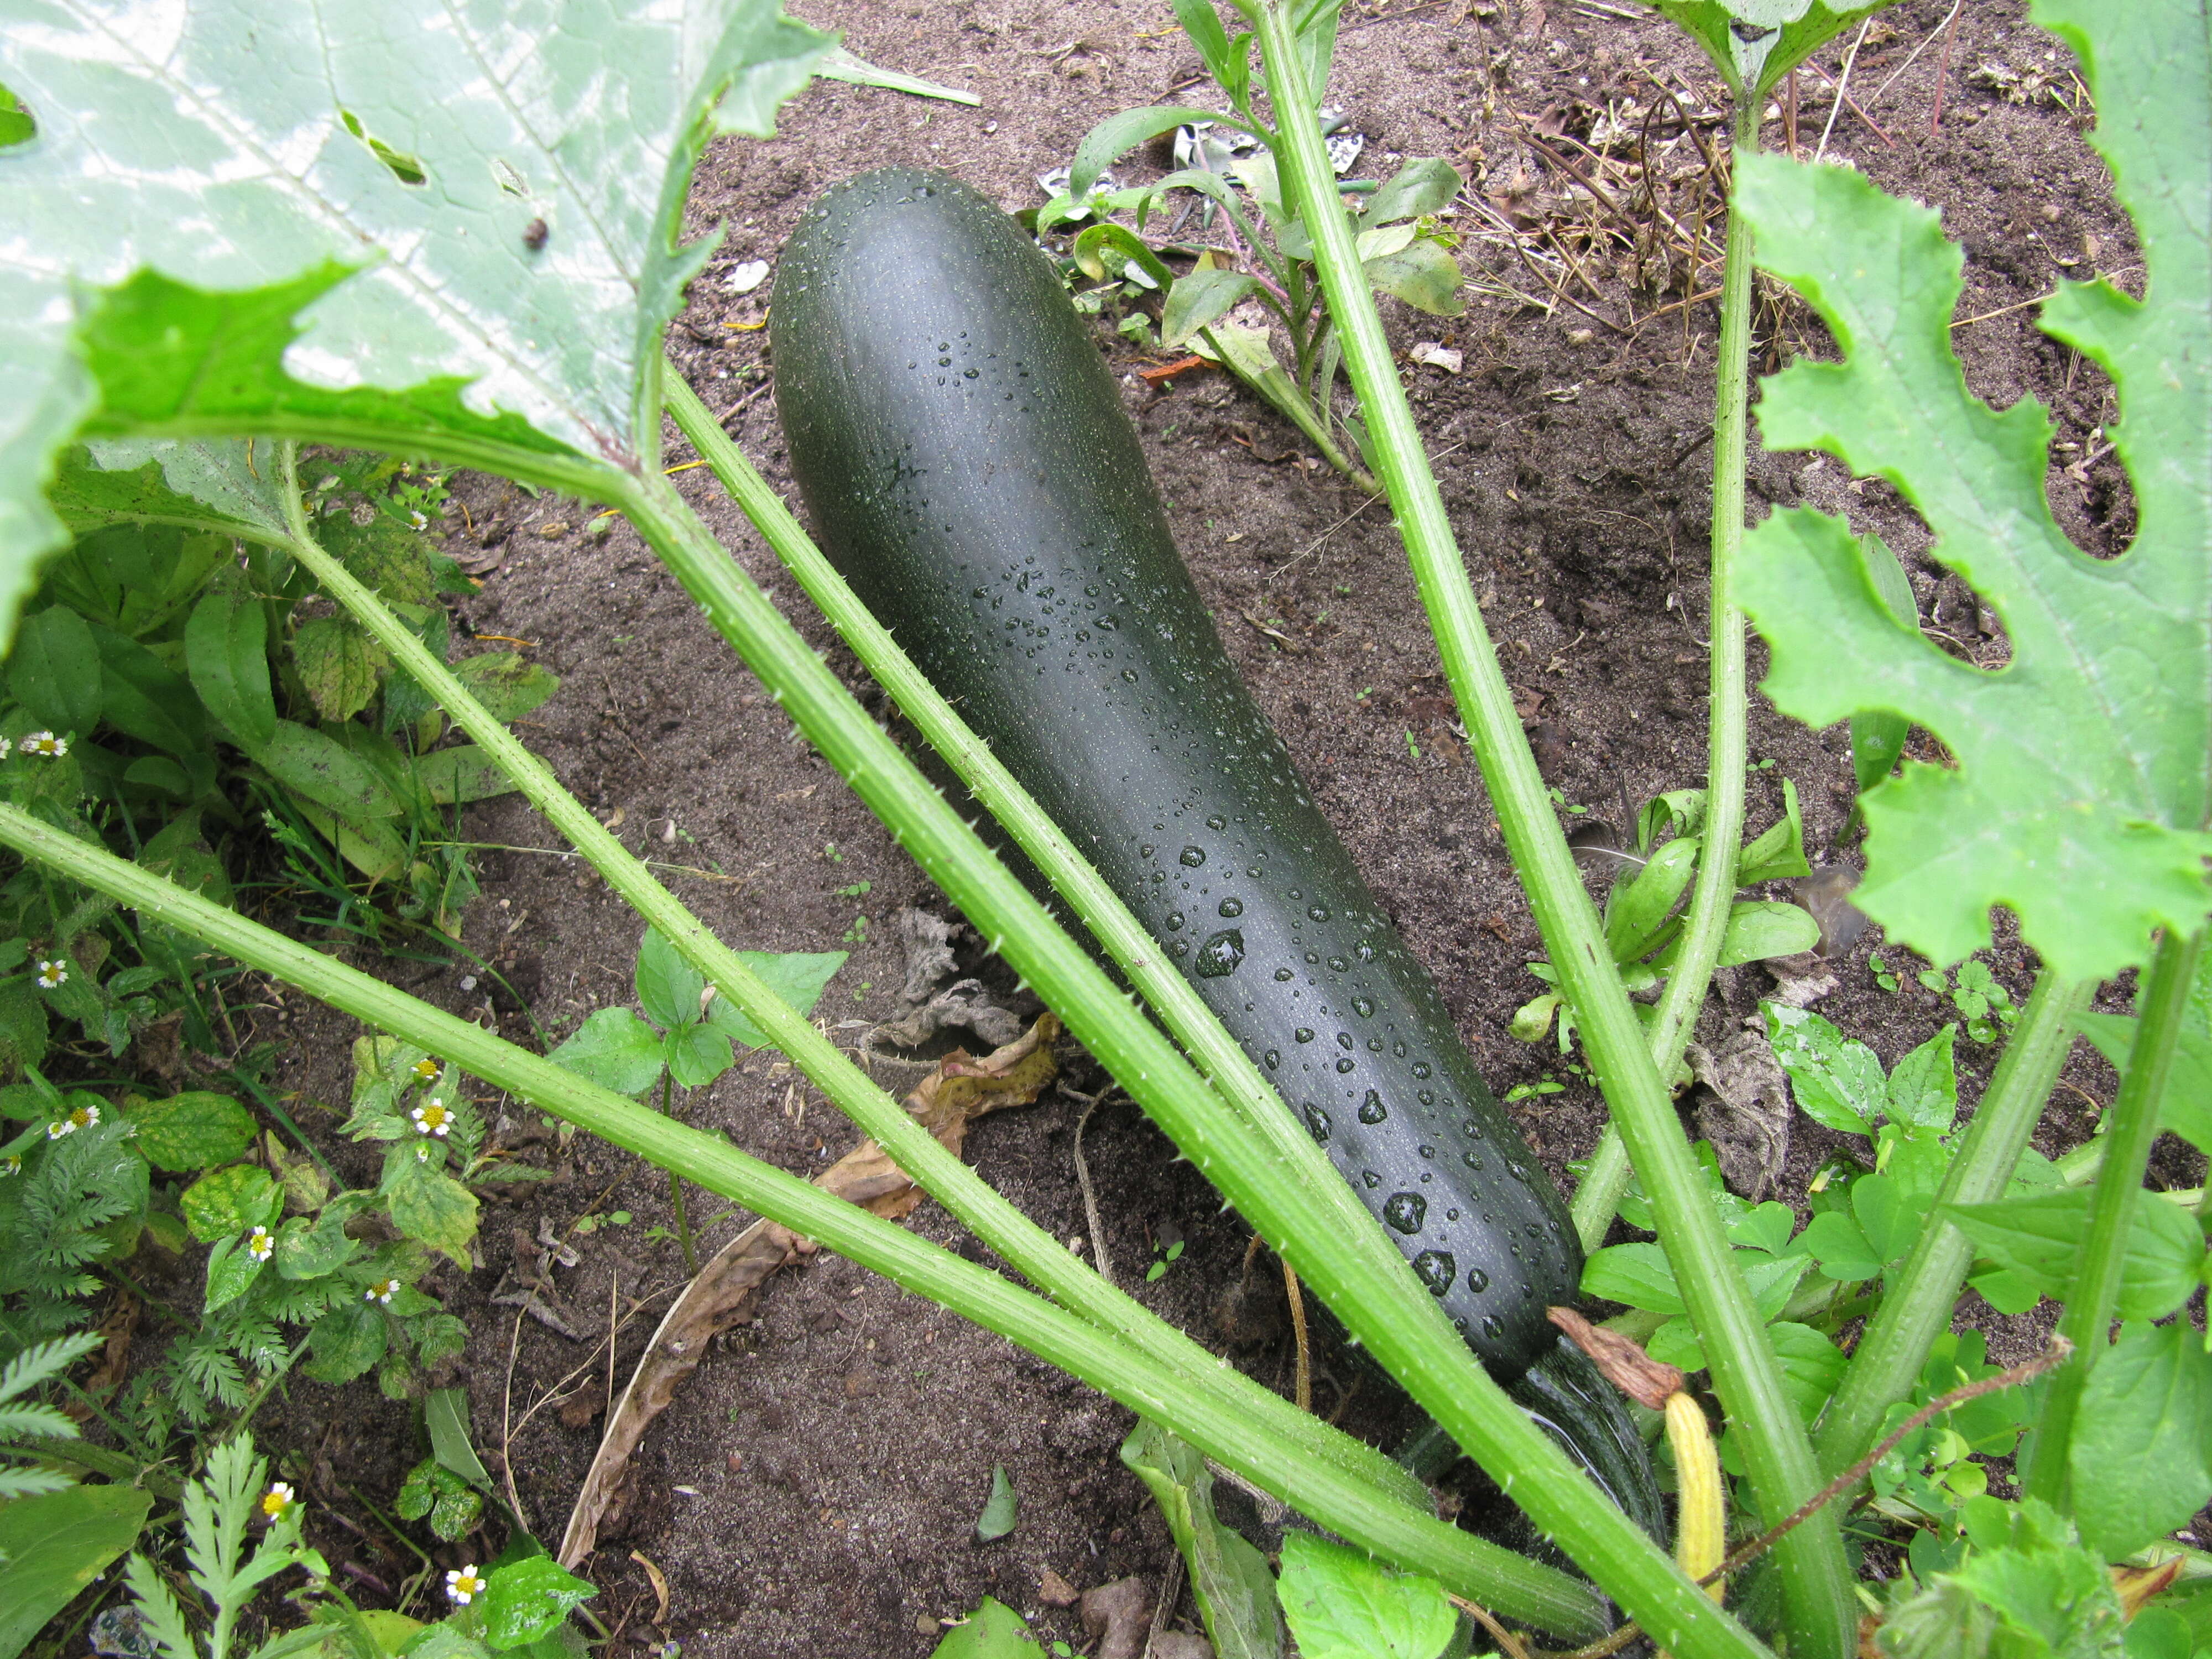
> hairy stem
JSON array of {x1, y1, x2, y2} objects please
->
[
  {"x1": 0, "y1": 801, "x2": 1609, "y2": 1641},
  {"x1": 645, "y1": 394, "x2": 1755, "y2": 1650},
  {"x1": 2026, "y1": 925, "x2": 2205, "y2": 1507},
  {"x1": 268, "y1": 446, "x2": 1442, "y2": 1547},
  {"x1": 659, "y1": 1070, "x2": 697, "y2": 1275},
  {"x1": 1570, "y1": 102, "x2": 1761, "y2": 1254},
  {"x1": 1252, "y1": 6, "x2": 1843, "y2": 1653},
  {"x1": 1814, "y1": 971, "x2": 2090, "y2": 1478}
]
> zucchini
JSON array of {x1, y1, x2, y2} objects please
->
[{"x1": 771, "y1": 168, "x2": 1655, "y2": 1528}]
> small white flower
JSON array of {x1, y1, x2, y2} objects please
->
[
  {"x1": 415, "y1": 1143, "x2": 430, "y2": 1162},
  {"x1": 0, "y1": 1155, "x2": 20, "y2": 1176},
  {"x1": 410, "y1": 1057, "x2": 441, "y2": 1086},
  {"x1": 20, "y1": 731, "x2": 68, "y2": 759},
  {"x1": 410, "y1": 1098, "x2": 453, "y2": 1137},
  {"x1": 365, "y1": 1279, "x2": 397, "y2": 1305},
  {"x1": 446, "y1": 1565, "x2": 486, "y2": 1605},
  {"x1": 260, "y1": 1481, "x2": 298, "y2": 1520},
  {"x1": 46, "y1": 1100, "x2": 99, "y2": 1139},
  {"x1": 0, "y1": 737, "x2": 12, "y2": 761},
  {"x1": 34, "y1": 959, "x2": 66, "y2": 989},
  {"x1": 246, "y1": 1225, "x2": 274, "y2": 1261}
]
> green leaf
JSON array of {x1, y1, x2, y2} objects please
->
[
  {"x1": 302, "y1": 1298, "x2": 388, "y2": 1384},
  {"x1": 2, "y1": 3, "x2": 834, "y2": 643},
  {"x1": 547, "y1": 1007, "x2": 666, "y2": 1095},
  {"x1": 1163, "y1": 270, "x2": 1262, "y2": 350},
  {"x1": 2069, "y1": 1321, "x2": 2212, "y2": 1559},
  {"x1": 635, "y1": 927, "x2": 706, "y2": 1033},
  {"x1": 1070, "y1": 223, "x2": 1173, "y2": 291},
  {"x1": 256, "y1": 720, "x2": 403, "y2": 821},
  {"x1": 1765, "y1": 1003, "x2": 1886, "y2": 1136},
  {"x1": 411, "y1": 746, "x2": 518, "y2": 806},
  {"x1": 1799, "y1": 1210, "x2": 1881, "y2": 1282},
  {"x1": 50, "y1": 439, "x2": 294, "y2": 546},
  {"x1": 272, "y1": 1212, "x2": 357, "y2": 1280},
  {"x1": 1737, "y1": 778, "x2": 1813, "y2": 885},
  {"x1": 1766, "y1": 1321, "x2": 1848, "y2": 1423},
  {"x1": 8, "y1": 604, "x2": 103, "y2": 734},
  {"x1": 1583, "y1": 1241, "x2": 1684, "y2": 1314},
  {"x1": 1362, "y1": 239, "x2": 1464, "y2": 317},
  {"x1": 1886, "y1": 1026, "x2": 1959, "y2": 1132},
  {"x1": 1276, "y1": 1531, "x2": 1455, "y2": 1659},
  {"x1": 88, "y1": 621, "x2": 207, "y2": 761},
  {"x1": 449, "y1": 653, "x2": 560, "y2": 723},
  {"x1": 1846, "y1": 532, "x2": 1918, "y2": 797},
  {"x1": 477, "y1": 1557, "x2": 596, "y2": 1651},
  {"x1": 1365, "y1": 158, "x2": 1461, "y2": 227},
  {"x1": 2077, "y1": 977, "x2": 2212, "y2": 1157},
  {"x1": 811, "y1": 48, "x2": 979, "y2": 107},
  {"x1": 202, "y1": 1230, "x2": 266, "y2": 1312},
  {"x1": 929, "y1": 1599, "x2": 1045, "y2": 1659},
  {"x1": 1710, "y1": 899, "x2": 1822, "y2": 966},
  {"x1": 1606, "y1": 838, "x2": 1698, "y2": 963},
  {"x1": 426, "y1": 1387, "x2": 496, "y2": 1493},
  {"x1": 1122, "y1": 1420, "x2": 1285, "y2": 1659},
  {"x1": 185, "y1": 584, "x2": 278, "y2": 750},
  {"x1": 181, "y1": 1162, "x2": 281, "y2": 1242},
  {"x1": 387, "y1": 1167, "x2": 479, "y2": 1269},
  {"x1": 1945, "y1": 1187, "x2": 2205, "y2": 1321},
  {"x1": 124, "y1": 1089, "x2": 255, "y2": 1171},
  {"x1": 664, "y1": 1020, "x2": 735, "y2": 1091},
  {"x1": 1071, "y1": 106, "x2": 1246, "y2": 200},
  {"x1": 0, "y1": 1483, "x2": 153, "y2": 1657},
  {"x1": 291, "y1": 615, "x2": 388, "y2": 724},
  {"x1": 975, "y1": 1464, "x2": 1018, "y2": 1542},
  {"x1": 1735, "y1": 92, "x2": 2212, "y2": 981},
  {"x1": 1635, "y1": 1, "x2": 1898, "y2": 103},
  {"x1": 703, "y1": 950, "x2": 847, "y2": 1050}
]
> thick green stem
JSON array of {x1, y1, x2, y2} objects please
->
[
  {"x1": 1570, "y1": 103, "x2": 1762, "y2": 1256},
  {"x1": 2026, "y1": 926, "x2": 2205, "y2": 1508},
  {"x1": 1251, "y1": 8, "x2": 1848, "y2": 1653},
  {"x1": 1815, "y1": 971, "x2": 2089, "y2": 1479},
  {"x1": 0, "y1": 801, "x2": 1605, "y2": 1640},
  {"x1": 267, "y1": 447, "x2": 1435, "y2": 1541},
  {"x1": 631, "y1": 419, "x2": 1760, "y2": 1651}
]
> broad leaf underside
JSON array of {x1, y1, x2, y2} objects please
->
[
  {"x1": 0, "y1": 0, "x2": 830, "y2": 637},
  {"x1": 1735, "y1": 0, "x2": 2211, "y2": 980}
]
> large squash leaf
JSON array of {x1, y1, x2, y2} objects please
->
[
  {"x1": 0, "y1": 0, "x2": 832, "y2": 640},
  {"x1": 1734, "y1": 0, "x2": 2210, "y2": 980}
]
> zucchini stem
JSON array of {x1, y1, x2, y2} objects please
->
[
  {"x1": 1249, "y1": 7, "x2": 1850, "y2": 1653},
  {"x1": 1569, "y1": 102, "x2": 1762, "y2": 1255},
  {"x1": 2024, "y1": 924, "x2": 2205, "y2": 1509}
]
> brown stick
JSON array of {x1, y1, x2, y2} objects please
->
[
  {"x1": 1450, "y1": 1594, "x2": 1535, "y2": 1659},
  {"x1": 1281, "y1": 1259, "x2": 1313, "y2": 1414},
  {"x1": 1928, "y1": 2, "x2": 1964, "y2": 136}
]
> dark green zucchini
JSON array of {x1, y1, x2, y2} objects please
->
[{"x1": 770, "y1": 167, "x2": 1655, "y2": 1531}]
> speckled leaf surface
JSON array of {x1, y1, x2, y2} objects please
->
[
  {"x1": 0, "y1": 0, "x2": 831, "y2": 639},
  {"x1": 1733, "y1": 0, "x2": 2210, "y2": 980}
]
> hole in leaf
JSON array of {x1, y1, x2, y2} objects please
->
[
  {"x1": 341, "y1": 111, "x2": 427, "y2": 186},
  {"x1": 0, "y1": 82, "x2": 35, "y2": 148}
]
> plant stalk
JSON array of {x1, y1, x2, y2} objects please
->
[
  {"x1": 628, "y1": 427, "x2": 1761, "y2": 1652},
  {"x1": 2025, "y1": 925, "x2": 2205, "y2": 1508},
  {"x1": 1570, "y1": 102, "x2": 1762, "y2": 1255},
  {"x1": 1813, "y1": 970, "x2": 2090, "y2": 1479},
  {"x1": 659, "y1": 1070, "x2": 697, "y2": 1275},
  {"x1": 1251, "y1": 8, "x2": 1850, "y2": 1653},
  {"x1": 0, "y1": 800, "x2": 1610, "y2": 1641},
  {"x1": 267, "y1": 446, "x2": 1434, "y2": 1535}
]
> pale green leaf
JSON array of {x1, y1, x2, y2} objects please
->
[
  {"x1": 2069, "y1": 1321, "x2": 2212, "y2": 1559},
  {"x1": 1122, "y1": 1420, "x2": 1285, "y2": 1659},
  {"x1": 928, "y1": 1599, "x2": 1044, "y2": 1659},
  {"x1": 703, "y1": 948, "x2": 846, "y2": 1050},
  {"x1": 1163, "y1": 269, "x2": 1261, "y2": 350},
  {"x1": 386, "y1": 1166, "x2": 479, "y2": 1269},
  {"x1": 1363, "y1": 238, "x2": 1464, "y2": 317},
  {"x1": 0, "y1": 0, "x2": 834, "y2": 642},
  {"x1": 547, "y1": 1006, "x2": 666, "y2": 1095},
  {"x1": 1734, "y1": 23, "x2": 2211, "y2": 982},
  {"x1": 1945, "y1": 1187, "x2": 2205, "y2": 1321},
  {"x1": 0, "y1": 1484, "x2": 152, "y2": 1656},
  {"x1": 1634, "y1": 1, "x2": 1900, "y2": 102},
  {"x1": 1276, "y1": 1531, "x2": 1455, "y2": 1659}
]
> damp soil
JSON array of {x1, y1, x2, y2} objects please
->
[{"x1": 232, "y1": 3, "x2": 2167, "y2": 1655}]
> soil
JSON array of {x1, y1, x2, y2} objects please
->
[{"x1": 144, "y1": 3, "x2": 2174, "y2": 1656}]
